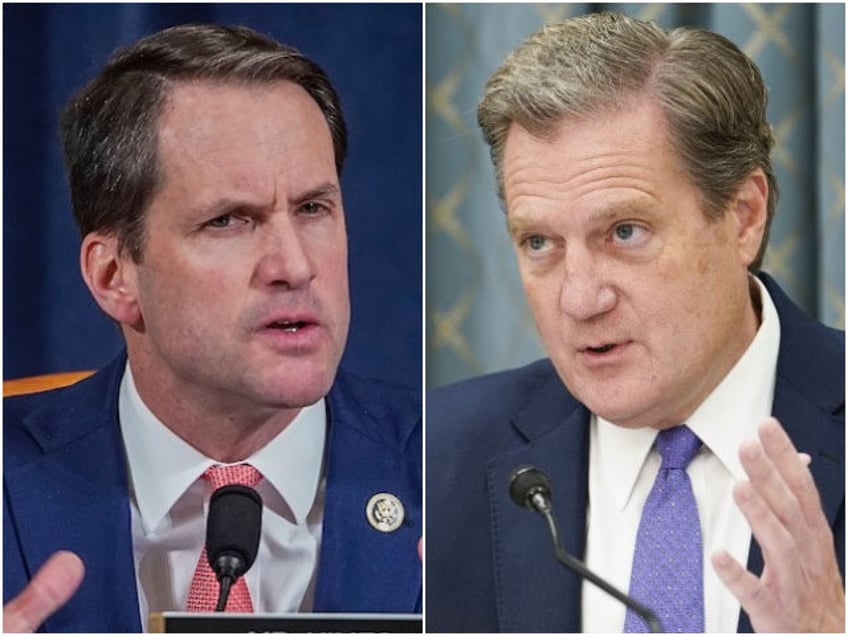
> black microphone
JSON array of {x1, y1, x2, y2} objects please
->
[
  {"x1": 206, "y1": 485, "x2": 263, "y2": 612},
  {"x1": 509, "y1": 466, "x2": 663, "y2": 633}
]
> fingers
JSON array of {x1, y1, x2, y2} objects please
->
[
  {"x1": 715, "y1": 417, "x2": 845, "y2": 632},
  {"x1": 3, "y1": 551, "x2": 85, "y2": 633},
  {"x1": 740, "y1": 419, "x2": 831, "y2": 573},
  {"x1": 418, "y1": 537, "x2": 423, "y2": 561},
  {"x1": 711, "y1": 549, "x2": 776, "y2": 617},
  {"x1": 736, "y1": 440, "x2": 804, "y2": 572},
  {"x1": 755, "y1": 418, "x2": 823, "y2": 527},
  {"x1": 739, "y1": 419, "x2": 832, "y2": 569},
  {"x1": 730, "y1": 478, "x2": 800, "y2": 597}
]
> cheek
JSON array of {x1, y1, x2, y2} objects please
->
[
  {"x1": 137, "y1": 279, "x2": 193, "y2": 339},
  {"x1": 136, "y1": 262, "x2": 233, "y2": 335},
  {"x1": 520, "y1": 274, "x2": 555, "y2": 330},
  {"x1": 325, "y1": 244, "x2": 349, "y2": 296},
  {"x1": 642, "y1": 275, "x2": 727, "y2": 370},
  {"x1": 624, "y1": 261, "x2": 697, "y2": 358},
  {"x1": 314, "y1": 240, "x2": 350, "y2": 340},
  {"x1": 332, "y1": 270, "x2": 351, "y2": 329}
]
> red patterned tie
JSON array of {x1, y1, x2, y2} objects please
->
[{"x1": 185, "y1": 464, "x2": 263, "y2": 612}]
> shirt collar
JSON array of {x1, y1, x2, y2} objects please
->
[
  {"x1": 595, "y1": 275, "x2": 781, "y2": 509},
  {"x1": 119, "y1": 364, "x2": 326, "y2": 534}
]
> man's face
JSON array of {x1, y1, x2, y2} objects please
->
[
  {"x1": 123, "y1": 81, "x2": 349, "y2": 413},
  {"x1": 503, "y1": 98, "x2": 761, "y2": 430}
]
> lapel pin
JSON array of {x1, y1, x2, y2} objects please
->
[{"x1": 366, "y1": 492, "x2": 404, "y2": 532}]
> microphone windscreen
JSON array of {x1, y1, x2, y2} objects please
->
[
  {"x1": 206, "y1": 485, "x2": 263, "y2": 574},
  {"x1": 508, "y1": 465, "x2": 552, "y2": 508}
]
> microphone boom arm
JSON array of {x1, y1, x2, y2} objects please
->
[
  {"x1": 510, "y1": 466, "x2": 663, "y2": 633},
  {"x1": 537, "y1": 502, "x2": 663, "y2": 633}
]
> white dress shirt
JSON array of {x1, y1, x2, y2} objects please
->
[
  {"x1": 582, "y1": 277, "x2": 781, "y2": 632},
  {"x1": 118, "y1": 365, "x2": 326, "y2": 630}
]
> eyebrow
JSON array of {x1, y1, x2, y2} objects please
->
[
  {"x1": 507, "y1": 199, "x2": 657, "y2": 236},
  {"x1": 291, "y1": 182, "x2": 341, "y2": 204},
  {"x1": 586, "y1": 201, "x2": 656, "y2": 224},
  {"x1": 506, "y1": 215, "x2": 533, "y2": 237},
  {"x1": 195, "y1": 197, "x2": 266, "y2": 219},
  {"x1": 194, "y1": 182, "x2": 341, "y2": 218}
]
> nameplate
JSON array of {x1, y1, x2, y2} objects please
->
[{"x1": 148, "y1": 612, "x2": 422, "y2": 633}]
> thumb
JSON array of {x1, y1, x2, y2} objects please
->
[{"x1": 4, "y1": 551, "x2": 85, "y2": 632}]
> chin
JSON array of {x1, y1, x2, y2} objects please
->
[
  {"x1": 593, "y1": 409, "x2": 647, "y2": 429},
  {"x1": 570, "y1": 382, "x2": 655, "y2": 429},
  {"x1": 260, "y1": 371, "x2": 335, "y2": 408},
  {"x1": 594, "y1": 392, "x2": 679, "y2": 429}
]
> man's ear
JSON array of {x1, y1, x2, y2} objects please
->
[
  {"x1": 731, "y1": 168, "x2": 769, "y2": 268},
  {"x1": 80, "y1": 232, "x2": 142, "y2": 327}
]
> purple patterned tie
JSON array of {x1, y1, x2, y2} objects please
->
[{"x1": 624, "y1": 425, "x2": 704, "y2": 633}]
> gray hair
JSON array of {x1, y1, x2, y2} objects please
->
[
  {"x1": 61, "y1": 24, "x2": 347, "y2": 263},
  {"x1": 478, "y1": 12, "x2": 777, "y2": 271}
]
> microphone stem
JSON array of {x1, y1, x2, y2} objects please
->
[
  {"x1": 540, "y1": 507, "x2": 663, "y2": 633},
  {"x1": 214, "y1": 576, "x2": 233, "y2": 612}
]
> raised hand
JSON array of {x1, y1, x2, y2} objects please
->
[{"x1": 712, "y1": 417, "x2": 844, "y2": 632}]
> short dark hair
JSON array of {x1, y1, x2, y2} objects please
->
[
  {"x1": 478, "y1": 12, "x2": 777, "y2": 272},
  {"x1": 61, "y1": 23, "x2": 348, "y2": 262}
]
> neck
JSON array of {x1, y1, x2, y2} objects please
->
[
  {"x1": 126, "y1": 359, "x2": 300, "y2": 462},
  {"x1": 165, "y1": 408, "x2": 298, "y2": 463},
  {"x1": 749, "y1": 274, "x2": 764, "y2": 326},
  {"x1": 655, "y1": 275, "x2": 763, "y2": 430}
]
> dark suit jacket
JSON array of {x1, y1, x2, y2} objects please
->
[
  {"x1": 4, "y1": 354, "x2": 421, "y2": 632},
  {"x1": 425, "y1": 273, "x2": 844, "y2": 632}
]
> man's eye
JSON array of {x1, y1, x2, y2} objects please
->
[
  {"x1": 526, "y1": 235, "x2": 547, "y2": 251},
  {"x1": 207, "y1": 215, "x2": 234, "y2": 228},
  {"x1": 615, "y1": 224, "x2": 633, "y2": 240},
  {"x1": 300, "y1": 202, "x2": 329, "y2": 215},
  {"x1": 611, "y1": 223, "x2": 646, "y2": 244},
  {"x1": 205, "y1": 214, "x2": 250, "y2": 230}
]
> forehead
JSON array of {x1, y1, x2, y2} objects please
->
[
  {"x1": 501, "y1": 98, "x2": 693, "y2": 215},
  {"x1": 157, "y1": 79, "x2": 333, "y2": 162},
  {"x1": 153, "y1": 80, "x2": 336, "y2": 195}
]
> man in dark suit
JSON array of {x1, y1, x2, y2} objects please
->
[
  {"x1": 426, "y1": 13, "x2": 844, "y2": 633},
  {"x1": 4, "y1": 24, "x2": 421, "y2": 632}
]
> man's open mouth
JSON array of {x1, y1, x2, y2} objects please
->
[
  {"x1": 268, "y1": 320, "x2": 309, "y2": 332},
  {"x1": 586, "y1": 343, "x2": 617, "y2": 353}
]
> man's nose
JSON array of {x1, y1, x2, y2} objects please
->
[
  {"x1": 253, "y1": 217, "x2": 316, "y2": 289},
  {"x1": 558, "y1": 249, "x2": 616, "y2": 321}
]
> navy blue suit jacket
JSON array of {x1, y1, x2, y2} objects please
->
[
  {"x1": 426, "y1": 274, "x2": 844, "y2": 632},
  {"x1": 4, "y1": 355, "x2": 422, "y2": 632}
]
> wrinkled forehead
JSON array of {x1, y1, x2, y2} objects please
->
[{"x1": 501, "y1": 96, "x2": 675, "y2": 177}]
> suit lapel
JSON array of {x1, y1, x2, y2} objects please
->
[
  {"x1": 486, "y1": 372, "x2": 590, "y2": 632},
  {"x1": 314, "y1": 372, "x2": 421, "y2": 612},
  {"x1": 5, "y1": 359, "x2": 141, "y2": 632}
]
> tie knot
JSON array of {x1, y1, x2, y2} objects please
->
[
  {"x1": 203, "y1": 463, "x2": 262, "y2": 490},
  {"x1": 656, "y1": 425, "x2": 701, "y2": 469}
]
